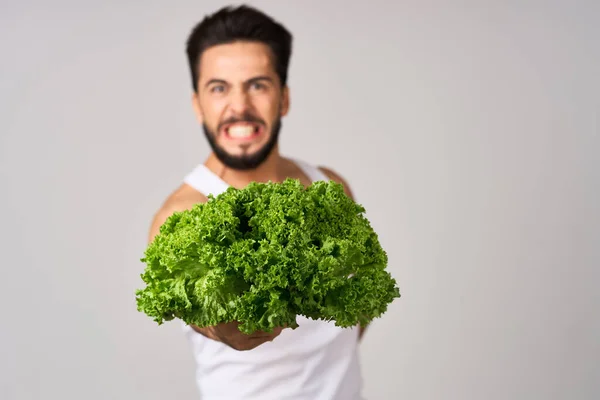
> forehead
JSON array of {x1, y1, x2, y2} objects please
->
[{"x1": 198, "y1": 41, "x2": 276, "y2": 83}]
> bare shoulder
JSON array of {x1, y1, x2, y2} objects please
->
[
  {"x1": 148, "y1": 183, "x2": 209, "y2": 243},
  {"x1": 317, "y1": 166, "x2": 355, "y2": 200}
]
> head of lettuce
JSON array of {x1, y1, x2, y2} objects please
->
[{"x1": 135, "y1": 178, "x2": 400, "y2": 334}]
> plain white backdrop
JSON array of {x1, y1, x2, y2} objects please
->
[{"x1": 1, "y1": 1, "x2": 599, "y2": 399}]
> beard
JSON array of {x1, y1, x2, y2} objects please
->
[{"x1": 203, "y1": 116, "x2": 281, "y2": 171}]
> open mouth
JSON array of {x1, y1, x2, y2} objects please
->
[{"x1": 222, "y1": 122, "x2": 263, "y2": 141}]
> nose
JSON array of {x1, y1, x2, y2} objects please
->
[{"x1": 228, "y1": 88, "x2": 250, "y2": 114}]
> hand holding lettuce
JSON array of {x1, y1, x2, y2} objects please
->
[{"x1": 136, "y1": 179, "x2": 400, "y2": 336}]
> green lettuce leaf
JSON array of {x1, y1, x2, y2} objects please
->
[{"x1": 136, "y1": 179, "x2": 400, "y2": 334}]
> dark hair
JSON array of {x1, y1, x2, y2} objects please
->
[{"x1": 186, "y1": 5, "x2": 293, "y2": 92}]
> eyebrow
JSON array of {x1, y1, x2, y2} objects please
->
[{"x1": 204, "y1": 76, "x2": 274, "y2": 89}]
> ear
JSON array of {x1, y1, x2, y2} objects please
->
[
  {"x1": 191, "y1": 92, "x2": 204, "y2": 125},
  {"x1": 280, "y1": 85, "x2": 290, "y2": 117}
]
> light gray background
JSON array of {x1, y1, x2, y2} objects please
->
[{"x1": 1, "y1": 1, "x2": 598, "y2": 399}]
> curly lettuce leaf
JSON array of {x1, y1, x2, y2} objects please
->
[{"x1": 136, "y1": 179, "x2": 400, "y2": 334}]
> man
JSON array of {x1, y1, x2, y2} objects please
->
[{"x1": 148, "y1": 5, "x2": 367, "y2": 399}]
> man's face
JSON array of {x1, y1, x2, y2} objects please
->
[{"x1": 192, "y1": 41, "x2": 289, "y2": 170}]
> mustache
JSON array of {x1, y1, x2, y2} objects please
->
[{"x1": 218, "y1": 113, "x2": 265, "y2": 131}]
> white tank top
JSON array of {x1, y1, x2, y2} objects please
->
[{"x1": 180, "y1": 159, "x2": 364, "y2": 400}]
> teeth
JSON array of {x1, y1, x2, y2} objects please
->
[{"x1": 228, "y1": 125, "x2": 255, "y2": 138}]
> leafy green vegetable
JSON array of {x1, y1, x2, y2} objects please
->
[{"x1": 136, "y1": 178, "x2": 400, "y2": 334}]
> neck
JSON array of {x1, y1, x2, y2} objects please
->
[{"x1": 204, "y1": 145, "x2": 287, "y2": 188}]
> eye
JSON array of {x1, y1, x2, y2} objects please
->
[
  {"x1": 250, "y1": 82, "x2": 267, "y2": 91},
  {"x1": 210, "y1": 85, "x2": 226, "y2": 93}
]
